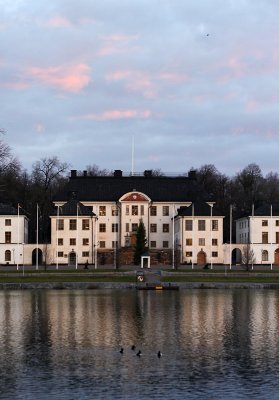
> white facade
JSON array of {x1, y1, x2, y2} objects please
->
[
  {"x1": 236, "y1": 214, "x2": 279, "y2": 265},
  {"x1": 0, "y1": 213, "x2": 28, "y2": 265},
  {"x1": 174, "y1": 212, "x2": 225, "y2": 265},
  {"x1": 50, "y1": 212, "x2": 96, "y2": 266}
]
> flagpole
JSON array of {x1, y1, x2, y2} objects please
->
[
  {"x1": 76, "y1": 203, "x2": 78, "y2": 270},
  {"x1": 192, "y1": 203, "x2": 194, "y2": 270},
  {"x1": 36, "y1": 203, "x2": 39, "y2": 270},
  {"x1": 229, "y1": 205, "x2": 232, "y2": 270},
  {"x1": 271, "y1": 204, "x2": 273, "y2": 271},
  {"x1": 251, "y1": 204, "x2": 254, "y2": 270},
  {"x1": 56, "y1": 205, "x2": 59, "y2": 270},
  {"x1": 172, "y1": 204, "x2": 175, "y2": 269},
  {"x1": 17, "y1": 203, "x2": 19, "y2": 271}
]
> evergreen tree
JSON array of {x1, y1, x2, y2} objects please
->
[{"x1": 134, "y1": 219, "x2": 147, "y2": 265}]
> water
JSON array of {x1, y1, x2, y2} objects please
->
[{"x1": 0, "y1": 289, "x2": 279, "y2": 399}]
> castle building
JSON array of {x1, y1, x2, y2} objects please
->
[
  {"x1": 174, "y1": 202, "x2": 225, "y2": 266},
  {"x1": 51, "y1": 169, "x2": 215, "y2": 266},
  {"x1": 235, "y1": 204, "x2": 279, "y2": 265}
]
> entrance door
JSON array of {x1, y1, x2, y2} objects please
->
[
  {"x1": 197, "y1": 250, "x2": 206, "y2": 265},
  {"x1": 274, "y1": 249, "x2": 279, "y2": 265},
  {"x1": 32, "y1": 248, "x2": 43, "y2": 265},
  {"x1": 68, "y1": 252, "x2": 76, "y2": 266}
]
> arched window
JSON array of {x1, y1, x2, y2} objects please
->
[
  {"x1": 262, "y1": 250, "x2": 268, "y2": 262},
  {"x1": 5, "y1": 250, "x2": 11, "y2": 262}
]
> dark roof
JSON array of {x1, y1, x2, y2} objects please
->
[
  {"x1": 254, "y1": 204, "x2": 279, "y2": 216},
  {"x1": 53, "y1": 175, "x2": 207, "y2": 202},
  {"x1": 177, "y1": 202, "x2": 223, "y2": 217},
  {"x1": 50, "y1": 199, "x2": 95, "y2": 216},
  {"x1": 0, "y1": 203, "x2": 24, "y2": 216}
]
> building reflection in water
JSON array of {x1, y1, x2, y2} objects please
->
[{"x1": 0, "y1": 289, "x2": 279, "y2": 388}]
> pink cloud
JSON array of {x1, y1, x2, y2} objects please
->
[
  {"x1": 0, "y1": 79, "x2": 29, "y2": 90},
  {"x1": 79, "y1": 109, "x2": 153, "y2": 121},
  {"x1": 26, "y1": 64, "x2": 91, "y2": 92},
  {"x1": 97, "y1": 33, "x2": 140, "y2": 56},
  {"x1": 46, "y1": 16, "x2": 73, "y2": 28},
  {"x1": 106, "y1": 70, "x2": 157, "y2": 98}
]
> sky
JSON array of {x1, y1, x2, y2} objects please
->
[{"x1": 1, "y1": 0, "x2": 279, "y2": 176}]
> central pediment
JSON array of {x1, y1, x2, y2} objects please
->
[{"x1": 120, "y1": 192, "x2": 151, "y2": 202}]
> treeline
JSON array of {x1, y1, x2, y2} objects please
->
[{"x1": 0, "y1": 135, "x2": 278, "y2": 243}]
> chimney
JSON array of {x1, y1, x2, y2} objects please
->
[
  {"x1": 71, "y1": 170, "x2": 77, "y2": 178},
  {"x1": 144, "y1": 170, "x2": 152, "y2": 177},
  {"x1": 83, "y1": 170, "x2": 87, "y2": 177},
  {"x1": 114, "y1": 170, "x2": 122, "y2": 177},
  {"x1": 188, "y1": 170, "x2": 197, "y2": 180}
]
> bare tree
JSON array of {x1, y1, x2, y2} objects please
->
[
  {"x1": 32, "y1": 156, "x2": 70, "y2": 192},
  {"x1": 83, "y1": 164, "x2": 113, "y2": 176},
  {"x1": 241, "y1": 244, "x2": 256, "y2": 271}
]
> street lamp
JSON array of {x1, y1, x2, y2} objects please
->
[{"x1": 206, "y1": 202, "x2": 215, "y2": 270}]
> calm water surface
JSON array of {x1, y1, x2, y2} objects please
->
[{"x1": 0, "y1": 289, "x2": 279, "y2": 399}]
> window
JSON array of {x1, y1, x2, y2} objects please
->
[
  {"x1": 262, "y1": 232, "x2": 268, "y2": 244},
  {"x1": 185, "y1": 220, "x2": 192, "y2": 231},
  {"x1": 57, "y1": 219, "x2": 64, "y2": 230},
  {"x1": 132, "y1": 205, "x2": 138, "y2": 215},
  {"x1": 186, "y1": 238, "x2": 192, "y2": 246},
  {"x1": 99, "y1": 206, "x2": 106, "y2": 216},
  {"x1": 99, "y1": 241, "x2": 106, "y2": 248},
  {"x1": 69, "y1": 219, "x2": 77, "y2": 230},
  {"x1": 276, "y1": 220, "x2": 279, "y2": 227},
  {"x1": 212, "y1": 252, "x2": 218, "y2": 257},
  {"x1": 150, "y1": 224, "x2": 157, "y2": 233},
  {"x1": 212, "y1": 220, "x2": 218, "y2": 231},
  {"x1": 141, "y1": 205, "x2": 144, "y2": 216},
  {"x1": 5, "y1": 219, "x2": 11, "y2": 226},
  {"x1": 163, "y1": 241, "x2": 169, "y2": 248},
  {"x1": 186, "y1": 251, "x2": 192, "y2": 257},
  {"x1": 70, "y1": 238, "x2": 76, "y2": 246},
  {"x1": 112, "y1": 207, "x2": 118, "y2": 216},
  {"x1": 99, "y1": 223, "x2": 106, "y2": 233},
  {"x1": 5, "y1": 250, "x2": 11, "y2": 262},
  {"x1": 262, "y1": 220, "x2": 268, "y2": 226},
  {"x1": 57, "y1": 252, "x2": 64, "y2": 257},
  {"x1": 276, "y1": 232, "x2": 279, "y2": 244},
  {"x1": 132, "y1": 223, "x2": 138, "y2": 232},
  {"x1": 212, "y1": 239, "x2": 218, "y2": 246},
  {"x1": 82, "y1": 219, "x2": 90, "y2": 230},
  {"x1": 150, "y1": 206, "x2": 157, "y2": 216},
  {"x1": 5, "y1": 232, "x2": 11, "y2": 244},
  {"x1": 162, "y1": 206, "x2": 169, "y2": 216},
  {"x1": 126, "y1": 205, "x2": 129, "y2": 215},
  {"x1": 163, "y1": 224, "x2": 169, "y2": 233},
  {"x1": 83, "y1": 238, "x2": 89, "y2": 246},
  {"x1": 82, "y1": 251, "x2": 89, "y2": 257},
  {"x1": 126, "y1": 223, "x2": 129, "y2": 232},
  {"x1": 112, "y1": 241, "x2": 118, "y2": 248},
  {"x1": 112, "y1": 223, "x2": 118, "y2": 233},
  {"x1": 199, "y1": 238, "x2": 205, "y2": 246},
  {"x1": 262, "y1": 250, "x2": 268, "y2": 261},
  {"x1": 198, "y1": 220, "x2": 205, "y2": 231},
  {"x1": 58, "y1": 238, "x2": 63, "y2": 246},
  {"x1": 150, "y1": 241, "x2": 156, "y2": 248}
]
